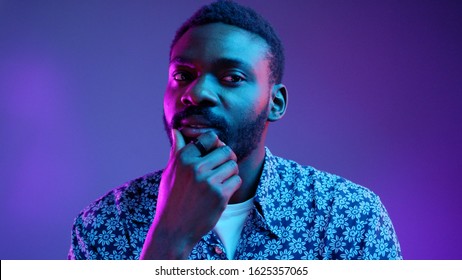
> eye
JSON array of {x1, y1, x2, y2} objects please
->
[
  {"x1": 172, "y1": 71, "x2": 193, "y2": 82},
  {"x1": 221, "y1": 73, "x2": 246, "y2": 84}
]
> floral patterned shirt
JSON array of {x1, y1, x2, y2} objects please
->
[{"x1": 68, "y1": 148, "x2": 402, "y2": 260}]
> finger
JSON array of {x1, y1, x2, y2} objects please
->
[
  {"x1": 172, "y1": 129, "x2": 186, "y2": 153},
  {"x1": 195, "y1": 131, "x2": 222, "y2": 153},
  {"x1": 200, "y1": 145, "x2": 237, "y2": 171},
  {"x1": 217, "y1": 139, "x2": 226, "y2": 147},
  {"x1": 220, "y1": 174, "x2": 242, "y2": 197},
  {"x1": 184, "y1": 131, "x2": 221, "y2": 158},
  {"x1": 208, "y1": 159, "x2": 239, "y2": 184}
]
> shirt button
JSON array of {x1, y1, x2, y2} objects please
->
[{"x1": 214, "y1": 246, "x2": 223, "y2": 255}]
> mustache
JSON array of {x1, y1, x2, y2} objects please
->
[{"x1": 171, "y1": 106, "x2": 228, "y2": 130}]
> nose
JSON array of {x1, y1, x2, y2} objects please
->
[{"x1": 181, "y1": 74, "x2": 218, "y2": 107}]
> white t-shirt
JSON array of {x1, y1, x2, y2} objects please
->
[{"x1": 213, "y1": 198, "x2": 254, "y2": 259}]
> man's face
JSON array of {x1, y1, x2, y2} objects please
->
[{"x1": 163, "y1": 23, "x2": 273, "y2": 161}]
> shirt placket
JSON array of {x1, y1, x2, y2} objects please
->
[
  {"x1": 233, "y1": 206, "x2": 277, "y2": 260},
  {"x1": 193, "y1": 230, "x2": 228, "y2": 260}
]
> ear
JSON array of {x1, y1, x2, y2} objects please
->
[{"x1": 268, "y1": 83, "x2": 288, "y2": 122}]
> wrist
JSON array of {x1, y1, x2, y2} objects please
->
[{"x1": 139, "y1": 225, "x2": 195, "y2": 260}]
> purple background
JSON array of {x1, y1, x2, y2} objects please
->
[{"x1": 1, "y1": 0, "x2": 461, "y2": 260}]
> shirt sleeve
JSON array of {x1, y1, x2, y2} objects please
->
[
  {"x1": 67, "y1": 196, "x2": 132, "y2": 260},
  {"x1": 359, "y1": 194, "x2": 402, "y2": 260}
]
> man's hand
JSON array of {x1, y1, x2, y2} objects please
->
[{"x1": 140, "y1": 129, "x2": 241, "y2": 259}]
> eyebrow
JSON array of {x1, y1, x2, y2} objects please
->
[
  {"x1": 170, "y1": 56, "x2": 195, "y2": 67},
  {"x1": 170, "y1": 56, "x2": 254, "y2": 72}
]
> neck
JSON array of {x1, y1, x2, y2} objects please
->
[{"x1": 228, "y1": 144, "x2": 266, "y2": 204}]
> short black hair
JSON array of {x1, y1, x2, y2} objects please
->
[{"x1": 170, "y1": 0, "x2": 284, "y2": 84}]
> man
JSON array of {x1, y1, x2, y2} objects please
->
[{"x1": 69, "y1": 0, "x2": 402, "y2": 260}]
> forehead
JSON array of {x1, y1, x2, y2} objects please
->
[{"x1": 170, "y1": 23, "x2": 270, "y2": 68}]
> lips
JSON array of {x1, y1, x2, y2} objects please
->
[{"x1": 179, "y1": 116, "x2": 216, "y2": 140}]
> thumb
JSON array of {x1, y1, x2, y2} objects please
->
[{"x1": 171, "y1": 129, "x2": 186, "y2": 154}]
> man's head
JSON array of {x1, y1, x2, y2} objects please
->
[
  {"x1": 170, "y1": 0, "x2": 285, "y2": 85},
  {"x1": 163, "y1": 1, "x2": 288, "y2": 162}
]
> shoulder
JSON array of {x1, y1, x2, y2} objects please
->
[
  {"x1": 268, "y1": 152, "x2": 385, "y2": 218},
  {"x1": 269, "y1": 152, "x2": 377, "y2": 200},
  {"x1": 262, "y1": 150, "x2": 402, "y2": 259},
  {"x1": 310, "y1": 165, "x2": 380, "y2": 210},
  {"x1": 73, "y1": 170, "x2": 162, "y2": 229},
  {"x1": 69, "y1": 171, "x2": 162, "y2": 259}
]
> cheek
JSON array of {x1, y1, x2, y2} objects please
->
[
  {"x1": 242, "y1": 84, "x2": 270, "y2": 108},
  {"x1": 251, "y1": 70, "x2": 272, "y2": 112},
  {"x1": 163, "y1": 92, "x2": 177, "y2": 122},
  {"x1": 232, "y1": 94, "x2": 269, "y2": 123},
  {"x1": 251, "y1": 87, "x2": 271, "y2": 114}
]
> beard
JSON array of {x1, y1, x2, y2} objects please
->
[{"x1": 163, "y1": 105, "x2": 268, "y2": 162}]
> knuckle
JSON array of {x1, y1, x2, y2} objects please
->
[
  {"x1": 220, "y1": 146, "x2": 237, "y2": 162},
  {"x1": 233, "y1": 175, "x2": 242, "y2": 185},
  {"x1": 192, "y1": 162, "x2": 205, "y2": 174},
  {"x1": 228, "y1": 160, "x2": 238, "y2": 172},
  {"x1": 225, "y1": 147, "x2": 237, "y2": 161},
  {"x1": 200, "y1": 131, "x2": 218, "y2": 145},
  {"x1": 178, "y1": 150, "x2": 191, "y2": 163},
  {"x1": 205, "y1": 176, "x2": 216, "y2": 186},
  {"x1": 210, "y1": 135, "x2": 220, "y2": 147},
  {"x1": 219, "y1": 145, "x2": 232, "y2": 157}
]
